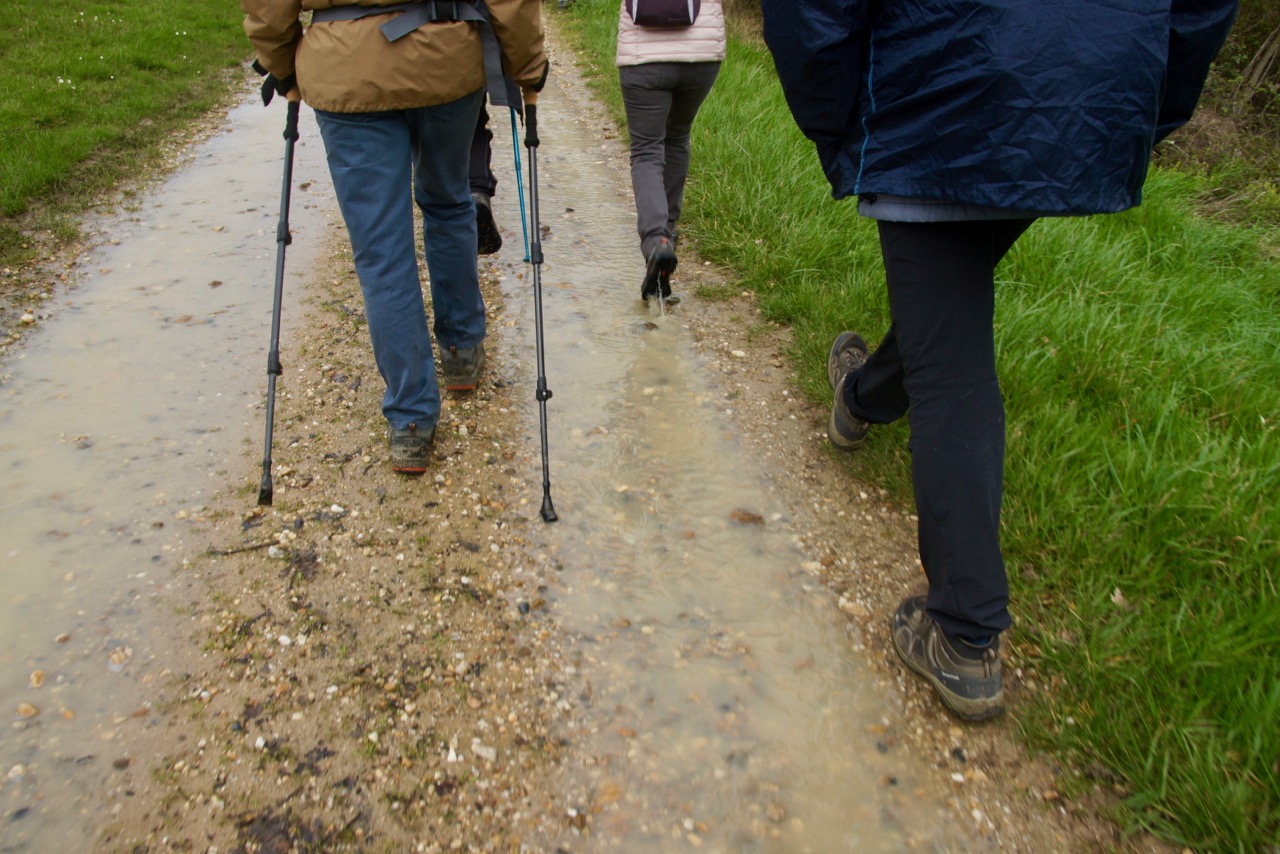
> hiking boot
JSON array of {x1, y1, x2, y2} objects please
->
[
  {"x1": 389, "y1": 422, "x2": 434, "y2": 474},
  {"x1": 640, "y1": 237, "x2": 678, "y2": 303},
  {"x1": 440, "y1": 342, "x2": 485, "y2": 392},
  {"x1": 891, "y1": 595, "x2": 1004, "y2": 721},
  {"x1": 473, "y1": 193, "x2": 502, "y2": 255},
  {"x1": 826, "y1": 331, "x2": 871, "y2": 450}
]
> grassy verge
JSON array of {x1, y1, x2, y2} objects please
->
[
  {"x1": 556, "y1": 3, "x2": 1280, "y2": 850},
  {"x1": 0, "y1": 0, "x2": 250, "y2": 269}
]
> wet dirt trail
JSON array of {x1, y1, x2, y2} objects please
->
[
  {"x1": 483, "y1": 60, "x2": 974, "y2": 852},
  {"x1": 0, "y1": 95, "x2": 336, "y2": 851},
  {"x1": 2, "y1": 22, "x2": 1154, "y2": 854}
]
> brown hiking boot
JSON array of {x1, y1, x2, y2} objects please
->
[
  {"x1": 891, "y1": 595, "x2": 1004, "y2": 721},
  {"x1": 389, "y1": 423, "x2": 434, "y2": 474},
  {"x1": 440, "y1": 343, "x2": 485, "y2": 392}
]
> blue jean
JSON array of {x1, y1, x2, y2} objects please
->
[
  {"x1": 315, "y1": 90, "x2": 486, "y2": 431},
  {"x1": 619, "y1": 61, "x2": 721, "y2": 259}
]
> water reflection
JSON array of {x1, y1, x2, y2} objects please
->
[{"x1": 0, "y1": 92, "x2": 334, "y2": 851}]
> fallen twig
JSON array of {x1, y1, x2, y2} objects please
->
[{"x1": 207, "y1": 540, "x2": 274, "y2": 557}]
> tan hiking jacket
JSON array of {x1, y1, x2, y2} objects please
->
[{"x1": 242, "y1": 0, "x2": 547, "y2": 112}]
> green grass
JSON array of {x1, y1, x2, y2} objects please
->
[
  {"x1": 559, "y1": 3, "x2": 1280, "y2": 850},
  {"x1": 0, "y1": 0, "x2": 249, "y2": 264}
]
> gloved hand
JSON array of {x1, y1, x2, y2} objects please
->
[
  {"x1": 525, "y1": 60, "x2": 549, "y2": 100},
  {"x1": 252, "y1": 59, "x2": 297, "y2": 107}
]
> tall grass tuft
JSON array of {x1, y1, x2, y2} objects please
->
[{"x1": 559, "y1": 2, "x2": 1280, "y2": 849}]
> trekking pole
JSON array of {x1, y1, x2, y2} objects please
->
[
  {"x1": 257, "y1": 98, "x2": 301, "y2": 507},
  {"x1": 509, "y1": 106, "x2": 530, "y2": 261},
  {"x1": 524, "y1": 101, "x2": 558, "y2": 523}
]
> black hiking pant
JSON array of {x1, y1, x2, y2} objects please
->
[
  {"x1": 843, "y1": 218, "x2": 1034, "y2": 640},
  {"x1": 468, "y1": 105, "x2": 497, "y2": 198}
]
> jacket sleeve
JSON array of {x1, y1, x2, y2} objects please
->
[
  {"x1": 1155, "y1": 0, "x2": 1239, "y2": 143},
  {"x1": 241, "y1": 0, "x2": 304, "y2": 79},
  {"x1": 762, "y1": 0, "x2": 871, "y2": 196},
  {"x1": 486, "y1": 0, "x2": 549, "y2": 91}
]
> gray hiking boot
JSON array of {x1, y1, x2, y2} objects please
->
[
  {"x1": 389, "y1": 422, "x2": 434, "y2": 474},
  {"x1": 440, "y1": 343, "x2": 485, "y2": 392},
  {"x1": 826, "y1": 331, "x2": 871, "y2": 450},
  {"x1": 891, "y1": 595, "x2": 1004, "y2": 721}
]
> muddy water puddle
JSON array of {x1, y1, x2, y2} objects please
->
[
  {"x1": 489, "y1": 69, "x2": 977, "y2": 851},
  {"x1": 0, "y1": 93, "x2": 335, "y2": 850}
]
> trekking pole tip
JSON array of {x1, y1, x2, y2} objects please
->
[
  {"x1": 258, "y1": 474, "x2": 274, "y2": 507},
  {"x1": 540, "y1": 494, "x2": 558, "y2": 523}
]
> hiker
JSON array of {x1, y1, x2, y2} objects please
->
[
  {"x1": 617, "y1": 0, "x2": 725, "y2": 304},
  {"x1": 762, "y1": 0, "x2": 1238, "y2": 720},
  {"x1": 242, "y1": 0, "x2": 548, "y2": 474}
]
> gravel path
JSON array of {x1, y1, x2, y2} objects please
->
[{"x1": 21, "y1": 24, "x2": 1178, "y2": 854}]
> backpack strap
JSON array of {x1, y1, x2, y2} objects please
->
[{"x1": 310, "y1": 1, "x2": 519, "y2": 110}]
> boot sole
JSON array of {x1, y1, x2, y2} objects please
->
[{"x1": 640, "y1": 250, "x2": 678, "y2": 301}]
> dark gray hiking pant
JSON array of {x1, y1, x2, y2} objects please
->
[{"x1": 619, "y1": 61, "x2": 721, "y2": 260}]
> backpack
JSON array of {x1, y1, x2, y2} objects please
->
[{"x1": 626, "y1": 0, "x2": 701, "y2": 28}]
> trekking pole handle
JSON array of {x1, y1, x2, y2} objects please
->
[
  {"x1": 524, "y1": 104, "x2": 539, "y2": 149},
  {"x1": 284, "y1": 99, "x2": 301, "y2": 143}
]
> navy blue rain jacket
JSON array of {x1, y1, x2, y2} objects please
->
[{"x1": 762, "y1": 0, "x2": 1238, "y2": 214}]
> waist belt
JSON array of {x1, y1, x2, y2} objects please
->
[{"x1": 310, "y1": 1, "x2": 519, "y2": 109}]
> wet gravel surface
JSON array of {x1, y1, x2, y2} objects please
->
[{"x1": 5, "y1": 32, "x2": 1180, "y2": 854}]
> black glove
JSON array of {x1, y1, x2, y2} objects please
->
[{"x1": 252, "y1": 59, "x2": 297, "y2": 107}]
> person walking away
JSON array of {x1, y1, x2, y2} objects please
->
[
  {"x1": 242, "y1": 0, "x2": 548, "y2": 474},
  {"x1": 617, "y1": 0, "x2": 725, "y2": 304},
  {"x1": 761, "y1": 0, "x2": 1237, "y2": 720}
]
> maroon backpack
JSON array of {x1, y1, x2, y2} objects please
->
[{"x1": 625, "y1": 0, "x2": 701, "y2": 28}]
